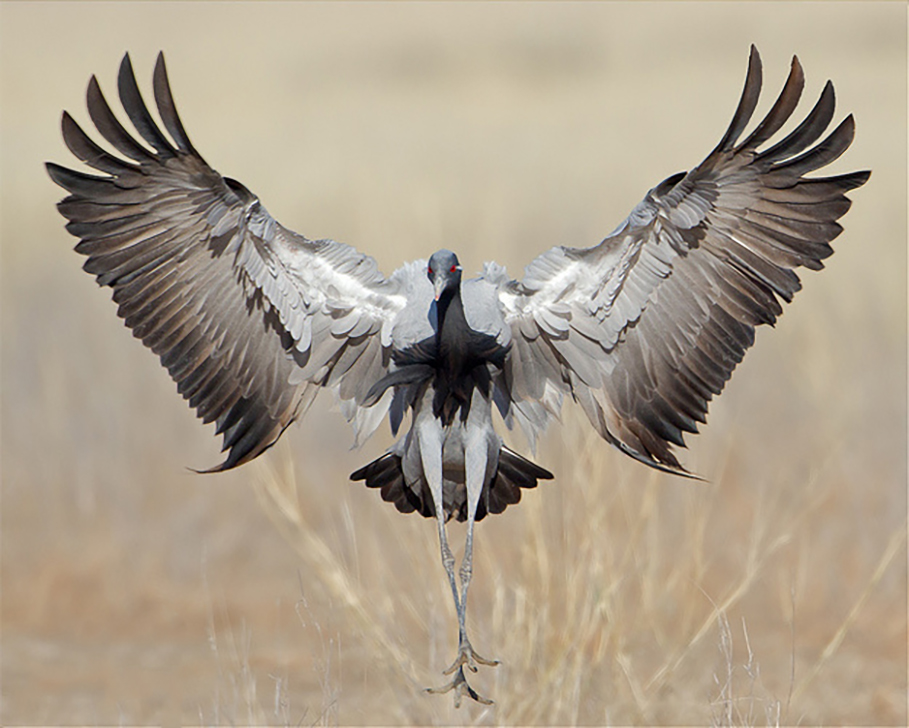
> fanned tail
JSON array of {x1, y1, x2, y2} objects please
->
[{"x1": 350, "y1": 445, "x2": 553, "y2": 522}]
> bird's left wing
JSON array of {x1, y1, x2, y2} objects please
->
[
  {"x1": 494, "y1": 46, "x2": 869, "y2": 474},
  {"x1": 47, "y1": 53, "x2": 408, "y2": 471}
]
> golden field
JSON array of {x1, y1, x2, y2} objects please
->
[{"x1": 1, "y1": 3, "x2": 905, "y2": 725}]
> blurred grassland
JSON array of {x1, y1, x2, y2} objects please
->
[{"x1": 1, "y1": 2, "x2": 906, "y2": 725}]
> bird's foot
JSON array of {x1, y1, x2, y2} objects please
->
[
  {"x1": 426, "y1": 665, "x2": 494, "y2": 708},
  {"x1": 426, "y1": 640, "x2": 499, "y2": 707},
  {"x1": 442, "y1": 639, "x2": 500, "y2": 675}
]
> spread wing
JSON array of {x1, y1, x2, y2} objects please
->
[
  {"x1": 47, "y1": 52, "x2": 408, "y2": 471},
  {"x1": 496, "y1": 46, "x2": 870, "y2": 474}
]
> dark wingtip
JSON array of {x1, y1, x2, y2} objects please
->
[
  {"x1": 736, "y1": 50, "x2": 805, "y2": 152},
  {"x1": 188, "y1": 464, "x2": 222, "y2": 475},
  {"x1": 189, "y1": 452, "x2": 250, "y2": 475},
  {"x1": 118, "y1": 51, "x2": 134, "y2": 78},
  {"x1": 45, "y1": 160, "x2": 66, "y2": 186},
  {"x1": 152, "y1": 49, "x2": 199, "y2": 156},
  {"x1": 46, "y1": 160, "x2": 102, "y2": 193},
  {"x1": 188, "y1": 453, "x2": 244, "y2": 474},
  {"x1": 715, "y1": 44, "x2": 764, "y2": 153},
  {"x1": 86, "y1": 73, "x2": 100, "y2": 103}
]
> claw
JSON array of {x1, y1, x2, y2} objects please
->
[
  {"x1": 443, "y1": 641, "x2": 500, "y2": 675},
  {"x1": 426, "y1": 666, "x2": 494, "y2": 707},
  {"x1": 428, "y1": 639, "x2": 499, "y2": 707}
]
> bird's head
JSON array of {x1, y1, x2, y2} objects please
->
[{"x1": 427, "y1": 250, "x2": 462, "y2": 301}]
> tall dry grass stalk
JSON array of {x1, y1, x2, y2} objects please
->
[{"x1": 710, "y1": 613, "x2": 782, "y2": 728}]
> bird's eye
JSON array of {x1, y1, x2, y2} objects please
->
[
  {"x1": 450, "y1": 265, "x2": 457, "y2": 273},
  {"x1": 427, "y1": 266, "x2": 433, "y2": 275}
]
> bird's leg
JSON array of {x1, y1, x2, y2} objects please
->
[
  {"x1": 416, "y1": 415, "x2": 462, "y2": 618},
  {"x1": 426, "y1": 499, "x2": 495, "y2": 708},
  {"x1": 426, "y1": 417, "x2": 497, "y2": 707},
  {"x1": 435, "y1": 503, "x2": 461, "y2": 628},
  {"x1": 426, "y1": 524, "x2": 496, "y2": 708},
  {"x1": 446, "y1": 508, "x2": 498, "y2": 674},
  {"x1": 416, "y1": 415, "x2": 481, "y2": 706}
]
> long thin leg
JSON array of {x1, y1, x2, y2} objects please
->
[
  {"x1": 436, "y1": 497, "x2": 461, "y2": 633},
  {"x1": 415, "y1": 416, "x2": 461, "y2": 619},
  {"x1": 426, "y1": 409, "x2": 498, "y2": 706},
  {"x1": 447, "y1": 437, "x2": 498, "y2": 674},
  {"x1": 453, "y1": 505, "x2": 498, "y2": 672}
]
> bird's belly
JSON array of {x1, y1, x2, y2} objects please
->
[{"x1": 439, "y1": 422, "x2": 469, "y2": 518}]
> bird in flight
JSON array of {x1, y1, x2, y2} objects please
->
[{"x1": 48, "y1": 46, "x2": 867, "y2": 706}]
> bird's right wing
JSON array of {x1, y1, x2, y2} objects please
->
[
  {"x1": 495, "y1": 46, "x2": 869, "y2": 473},
  {"x1": 47, "y1": 53, "x2": 408, "y2": 471}
]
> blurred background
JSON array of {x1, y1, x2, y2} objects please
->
[{"x1": 1, "y1": 2, "x2": 905, "y2": 725}]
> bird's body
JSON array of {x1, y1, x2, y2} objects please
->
[
  {"x1": 48, "y1": 47, "x2": 868, "y2": 705},
  {"x1": 355, "y1": 250, "x2": 548, "y2": 530}
]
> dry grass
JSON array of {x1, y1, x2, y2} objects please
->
[
  {"x1": 2, "y1": 3, "x2": 906, "y2": 725},
  {"x1": 249, "y1": 408, "x2": 905, "y2": 725},
  {"x1": 709, "y1": 613, "x2": 782, "y2": 728}
]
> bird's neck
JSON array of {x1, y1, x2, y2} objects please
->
[
  {"x1": 434, "y1": 284, "x2": 469, "y2": 367},
  {"x1": 436, "y1": 285, "x2": 463, "y2": 333}
]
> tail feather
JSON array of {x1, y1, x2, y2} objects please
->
[
  {"x1": 350, "y1": 445, "x2": 553, "y2": 522},
  {"x1": 482, "y1": 446, "x2": 553, "y2": 518},
  {"x1": 350, "y1": 453, "x2": 427, "y2": 516}
]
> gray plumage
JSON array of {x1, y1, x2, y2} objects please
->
[{"x1": 47, "y1": 46, "x2": 868, "y2": 705}]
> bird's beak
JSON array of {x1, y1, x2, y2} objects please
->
[{"x1": 433, "y1": 276, "x2": 446, "y2": 301}]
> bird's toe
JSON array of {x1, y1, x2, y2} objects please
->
[
  {"x1": 426, "y1": 666, "x2": 494, "y2": 708},
  {"x1": 443, "y1": 640, "x2": 500, "y2": 675}
]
